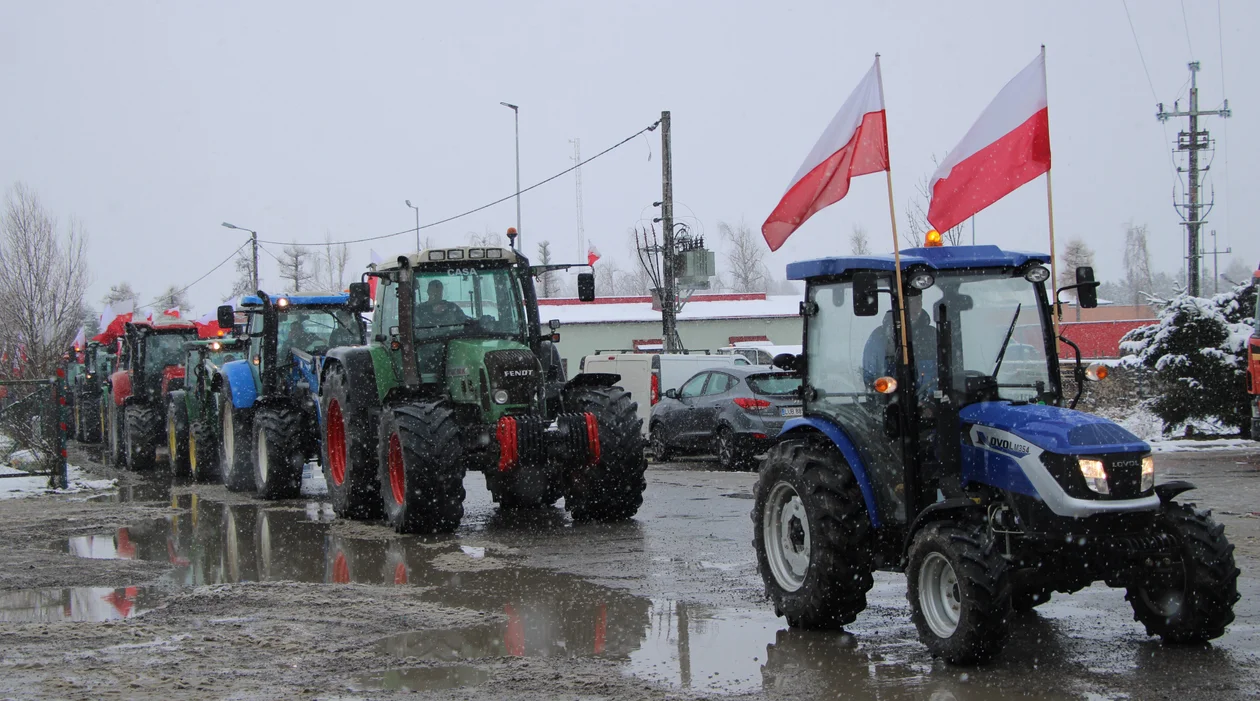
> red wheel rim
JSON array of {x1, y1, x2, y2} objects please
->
[
  {"x1": 388, "y1": 432, "x2": 405, "y2": 505},
  {"x1": 327, "y1": 400, "x2": 346, "y2": 486}
]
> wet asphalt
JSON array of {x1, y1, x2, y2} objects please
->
[{"x1": 7, "y1": 446, "x2": 1260, "y2": 699}]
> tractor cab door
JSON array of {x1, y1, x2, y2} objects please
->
[{"x1": 806, "y1": 278, "x2": 909, "y2": 525}]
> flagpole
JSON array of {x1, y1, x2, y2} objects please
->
[
  {"x1": 875, "y1": 54, "x2": 911, "y2": 366},
  {"x1": 1042, "y1": 44, "x2": 1060, "y2": 334}
]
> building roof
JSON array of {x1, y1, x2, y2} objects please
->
[
  {"x1": 538, "y1": 293, "x2": 799, "y2": 324},
  {"x1": 786, "y1": 245, "x2": 1050, "y2": 280}
]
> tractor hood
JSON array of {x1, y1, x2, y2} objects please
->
[{"x1": 960, "y1": 401, "x2": 1149, "y2": 456}]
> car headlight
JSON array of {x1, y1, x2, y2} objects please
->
[
  {"x1": 492, "y1": 389, "x2": 510, "y2": 405},
  {"x1": 1077, "y1": 458, "x2": 1109, "y2": 495},
  {"x1": 1141, "y1": 455, "x2": 1154, "y2": 492}
]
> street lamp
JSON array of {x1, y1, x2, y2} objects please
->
[
  {"x1": 222, "y1": 222, "x2": 259, "y2": 290},
  {"x1": 405, "y1": 200, "x2": 420, "y2": 252},
  {"x1": 500, "y1": 101, "x2": 521, "y2": 244}
]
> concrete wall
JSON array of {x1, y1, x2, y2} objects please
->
[{"x1": 554, "y1": 316, "x2": 803, "y2": 377}]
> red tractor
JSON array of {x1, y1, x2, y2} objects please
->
[{"x1": 107, "y1": 318, "x2": 200, "y2": 469}]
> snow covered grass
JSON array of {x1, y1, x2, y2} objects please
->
[
  {"x1": 0, "y1": 463, "x2": 116, "y2": 500},
  {"x1": 1097, "y1": 403, "x2": 1256, "y2": 452}
]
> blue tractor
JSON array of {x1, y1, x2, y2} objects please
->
[
  {"x1": 214, "y1": 290, "x2": 368, "y2": 499},
  {"x1": 753, "y1": 244, "x2": 1239, "y2": 664}
]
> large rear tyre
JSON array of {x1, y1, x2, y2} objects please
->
[
  {"x1": 219, "y1": 398, "x2": 255, "y2": 492},
  {"x1": 753, "y1": 439, "x2": 873, "y2": 630},
  {"x1": 562, "y1": 386, "x2": 647, "y2": 522},
  {"x1": 107, "y1": 400, "x2": 123, "y2": 466},
  {"x1": 1125, "y1": 502, "x2": 1239, "y2": 643},
  {"x1": 320, "y1": 362, "x2": 383, "y2": 520},
  {"x1": 188, "y1": 419, "x2": 219, "y2": 483},
  {"x1": 167, "y1": 392, "x2": 190, "y2": 478},
  {"x1": 378, "y1": 402, "x2": 466, "y2": 534},
  {"x1": 253, "y1": 406, "x2": 304, "y2": 500},
  {"x1": 907, "y1": 521, "x2": 1012, "y2": 665},
  {"x1": 123, "y1": 404, "x2": 160, "y2": 471},
  {"x1": 79, "y1": 393, "x2": 101, "y2": 444}
]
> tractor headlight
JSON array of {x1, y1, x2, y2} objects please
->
[
  {"x1": 1077, "y1": 458, "x2": 1109, "y2": 495},
  {"x1": 492, "y1": 389, "x2": 510, "y2": 405},
  {"x1": 1024, "y1": 265, "x2": 1051, "y2": 283},
  {"x1": 1141, "y1": 455, "x2": 1155, "y2": 492}
]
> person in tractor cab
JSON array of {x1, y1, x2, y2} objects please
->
[
  {"x1": 862, "y1": 292, "x2": 938, "y2": 398},
  {"x1": 282, "y1": 312, "x2": 321, "y2": 354},
  {"x1": 417, "y1": 279, "x2": 469, "y2": 329}
]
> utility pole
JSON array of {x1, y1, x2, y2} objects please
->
[
  {"x1": 251, "y1": 231, "x2": 259, "y2": 290},
  {"x1": 659, "y1": 110, "x2": 679, "y2": 353},
  {"x1": 1157, "y1": 61, "x2": 1230, "y2": 297},
  {"x1": 1207, "y1": 230, "x2": 1232, "y2": 295},
  {"x1": 571, "y1": 138, "x2": 584, "y2": 262}
]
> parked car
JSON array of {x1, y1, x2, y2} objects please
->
[
  {"x1": 715, "y1": 341, "x2": 802, "y2": 366},
  {"x1": 578, "y1": 352, "x2": 751, "y2": 437},
  {"x1": 649, "y1": 366, "x2": 801, "y2": 470}
]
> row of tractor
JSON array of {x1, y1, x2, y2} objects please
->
[
  {"x1": 68, "y1": 233, "x2": 648, "y2": 535},
  {"x1": 61, "y1": 236, "x2": 1243, "y2": 665}
]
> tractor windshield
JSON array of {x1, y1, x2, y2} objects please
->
[
  {"x1": 145, "y1": 332, "x2": 193, "y2": 371},
  {"x1": 412, "y1": 266, "x2": 526, "y2": 341},
  {"x1": 919, "y1": 271, "x2": 1053, "y2": 403},
  {"x1": 268, "y1": 307, "x2": 361, "y2": 357}
]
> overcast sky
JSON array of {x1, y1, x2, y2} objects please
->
[{"x1": 1, "y1": 0, "x2": 1255, "y2": 314}]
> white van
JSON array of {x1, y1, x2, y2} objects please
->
[
  {"x1": 577, "y1": 352, "x2": 751, "y2": 437},
  {"x1": 716, "y1": 341, "x2": 802, "y2": 366}
]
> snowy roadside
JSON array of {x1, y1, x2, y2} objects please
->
[
  {"x1": 0, "y1": 463, "x2": 116, "y2": 500},
  {"x1": 1096, "y1": 404, "x2": 1257, "y2": 453}
]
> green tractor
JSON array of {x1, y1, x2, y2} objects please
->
[
  {"x1": 319, "y1": 234, "x2": 647, "y2": 533},
  {"x1": 166, "y1": 337, "x2": 249, "y2": 481},
  {"x1": 71, "y1": 342, "x2": 107, "y2": 443}
]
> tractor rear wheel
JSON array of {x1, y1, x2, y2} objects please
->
[
  {"x1": 107, "y1": 400, "x2": 123, "y2": 466},
  {"x1": 253, "y1": 406, "x2": 304, "y2": 500},
  {"x1": 753, "y1": 438, "x2": 873, "y2": 630},
  {"x1": 189, "y1": 419, "x2": 219, "y2": 483},
  {"x1": 167, "y1": 392, "x2": 190, "y2": 478},
  {"x1": 219, "y1": 397, "x2": 255, "y2": 492},
  {"x1": 80, "y1": 393, "x2": 101, "y2": 444},
  {"x1": 562, "y1": 386, "x2": 647, "y2": 522},
  {"x1": 320, "y1": 363, "x2": 383, "y2": 520},
  {"x1": 123, "y1": 404, "x2": 160, "y2": 471},
  {"x1": 907, "y1": 521, "x2": 1012, "y2": 664},
  {"x1": 1125, "y1": 502, "x2": 1239, "y2": 643},
  {"x1": 378, "y1": 401, "x2": 466, "y2": 534}
]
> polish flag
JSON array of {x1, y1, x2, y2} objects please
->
[
  {"x1": 927, "y1": 52, "x2": 1051, "y2": 234},
  {"x1": 762, "y1": 59, "x2": 889, "y2": 252},
  {"x1": 587, "y1": 244, "x2": 601, "y2": 267},
  {"x1": 72, "y1": 327, "x2": 86, "y2": 351},
  {"x1": 163, "y1": 307, "x2": 180, "y2": 318},
  {"x1": 368, "y1": 249, "x2": 385, "y2": 299}
]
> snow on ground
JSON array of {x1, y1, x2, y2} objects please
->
[
  {"x1": 1149, "y1": 438, "x2": 1258, "y2": 453},
  {"x1": 0, "y1": 463, "x2": 116, "y2": 500},
  {"x1": 1097, "y1": 403, "x2": 1257, "y2": 452}
]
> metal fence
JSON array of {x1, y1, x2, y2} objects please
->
[{"x1": 0, "y1": 377, "x2": 69, "y2": 490}]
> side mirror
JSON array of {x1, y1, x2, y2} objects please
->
[
  {"x1": 772, "y1": 353, "x2": 798, "y2": 372},
  {"x1": 347, "y1": 282, "x2": 372, "y2": 313},
  {"x1": 1075, "y1": 266, "x2": 1098, "y2": 309},
  {"x1": 664, "y1": 388, "x2": 678, "y2": 400},
  {"x1": 216, "y1": 305, "x2": 235, "y2": 329},
  {"x1": 577, "y1": 273, "x2": 596, "y2": 302},
  {"x1": 852, "y1": 272, "x2": 879, "y2": 317}
]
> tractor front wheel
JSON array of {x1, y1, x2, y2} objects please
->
[
  {"x1": 378, "y1": 402, "x2": 466, "y2": 534},
  {"x1": 189, "y1": 419, "x2": 219, "y2": 483},
  {"x1": 167, "y1": 392, "x2": 190, "y2": 478},
  {"x1": 753, "y1": 439, "x2": 873, "y2": 630},
  {"x1": 907, "y1": 521, "x2": 1012, "y2": 664},
  {"x1": 123, "y1": 404, "x2": 160, "y2": 471},
  {"x1": 320, "y1": 363, "x2": 383, "y2": 520},
  {"x1": 80, "y1": 393, "x2": 101, "y2": 444},
  {"x1": 219, "y1": 399, "x2": 255, "y2": 492},
  {"x1": 1125, "y1": 502, "x2": 1239, "y2": 643},
  {"x1": 253, "y1": 406, "x2": 304, "y2": 500},
  {"x1": 562, "y1": 386, "x2": 646, "y2": 522}
]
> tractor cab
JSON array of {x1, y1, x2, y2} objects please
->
[
  {"x1": 113, "y1": 318, "x2": 200, "y2": 405},
  {"x1": 754, "y1": 244, "x2": 1238, "y2": 665}
]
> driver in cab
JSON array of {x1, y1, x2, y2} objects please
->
[
  {"x1": 417, "y1": 279, "x2": 468, "y2": 328},
  {"x1": 862, "y1": 292, "x2": 938, "y2": 399}
]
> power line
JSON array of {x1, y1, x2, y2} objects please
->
[
  {"x1": 1121, "y1": 0, "x2": 1181, "y2": 186},
  {"x1": 259, "y1": 119, "x2": 662, "y2": 247},
  {"x1": 1180, "y1": 0, "x2": 1196, "y2": 59},
  {"x1": 143, "y1": 239, "x2": 250, "y2": 309}
]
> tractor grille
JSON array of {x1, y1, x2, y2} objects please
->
[{"x1": 484, "y1": 349, "x2": 541, "y2": 405}]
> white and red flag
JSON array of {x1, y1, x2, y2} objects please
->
[
  {"x1": 368, "y1": 249, "x2": 386, "y2": 298},
  {"x1": 587, "y1": 244, "x2": 601, "y2": 267},
  {"x1": 927, "y1": 52, "x2": 1051, "y2": 234},
  {"x1": 762, "y1": 59, "x2": 889, "y2": 252}
]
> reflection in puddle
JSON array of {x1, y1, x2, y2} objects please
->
[
  {"x1": 352, "y1": 665, "x2": 489, "y2": 692},
  {"x1": 0, "y1": 586, "x2": 156, "y2": 622}
]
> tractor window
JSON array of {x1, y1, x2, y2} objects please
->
[
  {"x1": 808, "y1": 280, "x2": 907, "y2": 525},
  {"x1": 412, "y1": 267, "x2": 525, "y2": 340},
  {"x1": 276, "y1": 308, "x2": 361, "y2": 356},
  {"x1": 144, "y1": 333, "x2": 190, "y2": 370}
]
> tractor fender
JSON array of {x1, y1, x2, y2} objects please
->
[
  {"x1": 322, "y1": 346, "x2": 377, "y2": 401},
  {"x1": 903, "y1": 498, "x2": 987, "y2": 552},
  {"x1": 110, "y1": 370, "x2": 131, "y2": 407},
  {"x1": 1154, "y1": 480, "x2": 1196, "y2": 504},
  {"x1": 564, "y1": 372, "x2": 622, "y2": 390},
  {"x1": 780, "y1": 417, "x2": 881, "y2": 529},
  {"x1": 218, "y1": 360, "x2": 257, "y2": 411}
]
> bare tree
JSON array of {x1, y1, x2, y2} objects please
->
[
  {"x1": 720, "y1": 221, "x2": 768, "y2": 293},
  {"x1": 1121, "y1": 222, "x2": 1154, "y2": 308},
  {"x1": 228, "y1": 250, "x2": 256, "y2": 298},
  {"x1": 277, "y1": 242, "x2": 313, "y2": 293},
  {"x1": 102, "y1": 282, "x2": 138, "y2": 309},
  {"x1": 156, "y1": 284, "x2": 190, "y2": 312},
  {"x1": 849, "y1": 225, "x2": 871, "y2": 255},
  {"x1": 905, "y1": 154, "x2": 965, "y2": 246},
  {"x1": 0, "y1": 183, "x2": 90, "y2": 379},
  {"x1": 312, "y1": 233, "x2": 350, "y2": 292},
  {"x1": 467, "y1": 228, "x2": 504, "y2": 248},
  {"x1": 535, "y1": 240, "x2": 558, "y2": 298},
  {"x1": 1222, "y1": 257, "x2": 1253, "y2": 287}
]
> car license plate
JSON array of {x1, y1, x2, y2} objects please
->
[{"x1": 780, "y1": 406, "x2": 803, "y2": 417}]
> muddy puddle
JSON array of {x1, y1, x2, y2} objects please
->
[{"x1": 0, "y1": 585, "x2": 158, "y2": 622}]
